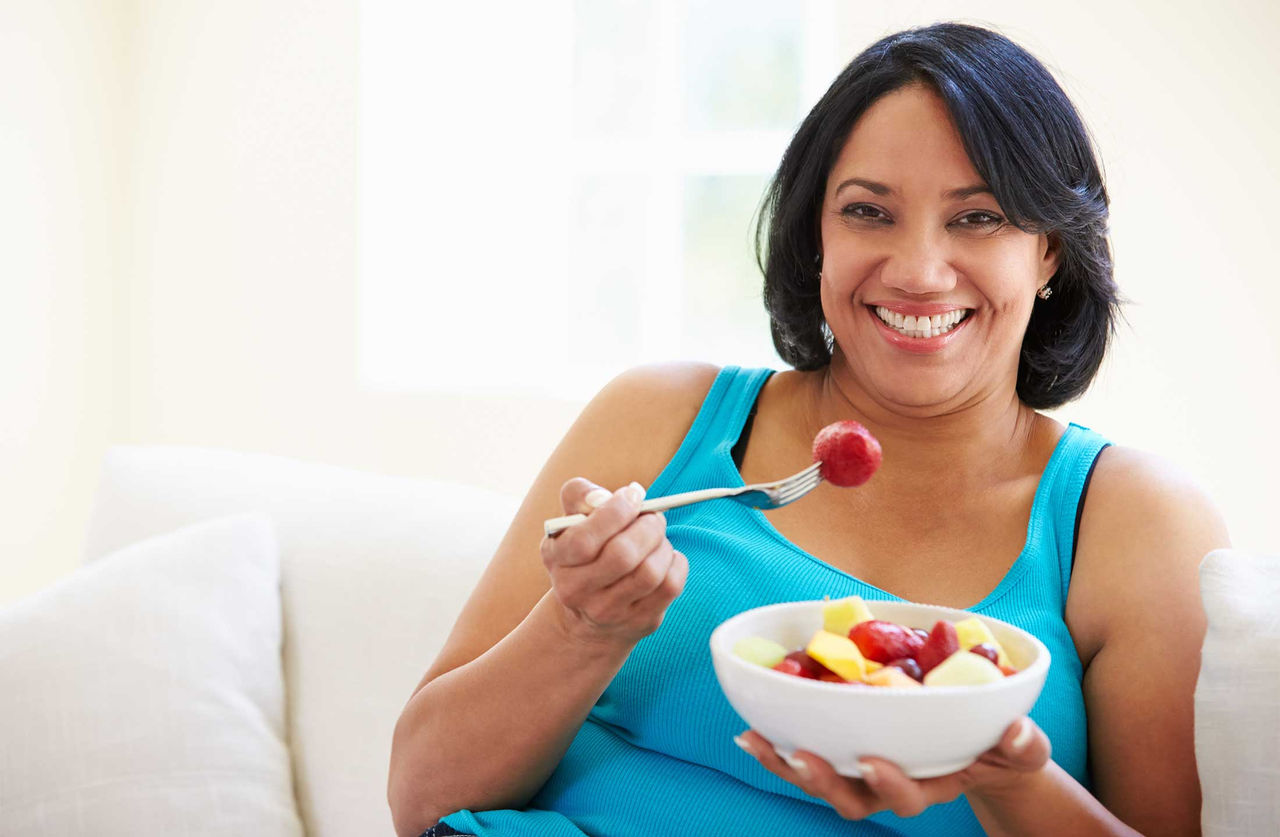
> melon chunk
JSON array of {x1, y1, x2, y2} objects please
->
[
  {"x1": 732, "y1": 636, "x2": 789, "y2": 669},
  {"x1": 922, "y1": 649, "x2": 1005, "y2": 687}
]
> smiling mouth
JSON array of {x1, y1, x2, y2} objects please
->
[{"x1": 870, "y1": 306, "x2": 973, "y2": 339}]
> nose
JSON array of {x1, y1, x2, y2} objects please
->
[{"x1": 879, "y1": 227, "x2": 958, "y2": 295}]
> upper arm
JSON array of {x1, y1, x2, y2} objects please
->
[
  {"x1": 409, "y1": 362, "x2": 722, "y2": 695},
  {"x1": 1067, "y1": 446, "x2": 1231, "y2": 835}
]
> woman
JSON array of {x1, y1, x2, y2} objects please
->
[{"x1": 389, "y1": 23, "x2": 1227, "y2": 837}]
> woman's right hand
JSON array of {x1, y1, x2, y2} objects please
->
[{"x1": 541, "y1": 478, "x2": 688, "y2": 648}]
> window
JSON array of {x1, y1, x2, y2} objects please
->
[{"x1": 358, "y1": 0, "x2": 837, "y2": 397}]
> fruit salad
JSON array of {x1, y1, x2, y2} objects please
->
[{"x1": 732, "y1": 596, "x2": 1020, "y2": 688}]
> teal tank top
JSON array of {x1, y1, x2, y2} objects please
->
[{"x1": 444, "y1": 366, "x2": 1110, "y2": 836}]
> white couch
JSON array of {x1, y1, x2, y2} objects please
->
[{"x1": 0, "y1": 445, "x2": 1274, "y2": 836}]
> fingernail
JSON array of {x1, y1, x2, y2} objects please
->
[
  {"x1": 784, "y1": 755, "x2": 810, "y2": 779},
  {"x1": 584, "y1": 488, "x2": 611, "y2": 509},
  {"x1": 623, "y1": 482, "x2": 645, "y2": 506},
  {"x1": 732, "y1": 735, "x2": 751, "y2": 754},
  {"x1": 857, "y1": 761, "x2": 877, "y2": 782},
  {"x1": 1012, "y1": 718, "x2": 1033, "y2": 752}
]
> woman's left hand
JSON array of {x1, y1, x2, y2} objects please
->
[{"x1": 735, "y1": 717, "x2": 1051, "y2": 820}]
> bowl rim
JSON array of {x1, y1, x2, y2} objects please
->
[{"x1": 709, "y1": 598, "x2": 1051, "y2": 695}]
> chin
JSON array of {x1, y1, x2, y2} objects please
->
[{"x1": 875, "y1": 378, "x2": 968, "y2": 411}]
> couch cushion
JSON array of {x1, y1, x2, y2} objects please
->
[
  {"x1": 0, "y1": 514, "x2": 302, "y2": 837},
  {"x1": 1196, "y1": 548, "x2": 1280, "y2": 837},
  {"x1": 81, "y1": 445, "x2": 520, "y2": 837}
]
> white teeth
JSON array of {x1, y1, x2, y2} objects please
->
[{"x1": 874, "y1": 307, "x2": 969, "y2": 338}]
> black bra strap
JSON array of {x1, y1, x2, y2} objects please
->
[{"x1": 730, "y1": 371, "x2": 774, "y2": 469}]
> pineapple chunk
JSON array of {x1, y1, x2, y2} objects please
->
[
  {"x1": 922, "y1": 650, "x2": 1004, "y2": 687},
  {"x1": 822, "y1": 596, "x2": 876, "y2": 637},
  {"x1": 805, "y1": 630, "x2": 868, "y2": 682},
  {"x1": 952, "y1": 617, "x2": 1012, "y2": 668},
  {"x1": 863, "y1": 666, "x2": 922, "y2": 688}
]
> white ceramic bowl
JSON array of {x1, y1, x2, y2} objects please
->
[{"x1": 709, "y1": 599, "x2": 1050, "y2": 778}]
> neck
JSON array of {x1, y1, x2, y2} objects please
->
[{"x1": 806, "y1": 356, "x2": 1043, "y2": 489}]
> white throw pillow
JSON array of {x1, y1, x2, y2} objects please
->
[
  {"x1": 1196, "y1": 548, "x2": 1280, "y2": 837},
  {"x1": 0, "y1": 514, "x2": 302, "y2": 837},
  {"x1": 81, "y1": 445, "x2": 521, "y2": 837}
]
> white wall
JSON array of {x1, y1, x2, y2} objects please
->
[
  {"x1": 0, "y1": 0, "x2": 131, "y2": 603},
  {"x1": 1, "y1": 0, "x2": 1277, "y2": 605}
]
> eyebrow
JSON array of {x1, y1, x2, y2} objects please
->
[{"x1": 834, "y1": 178, "x2": 993, "y2": 201}]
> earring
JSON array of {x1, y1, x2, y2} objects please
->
[{"x1": 1036, "y1": 285, "x2": 1053, "y2": 300}]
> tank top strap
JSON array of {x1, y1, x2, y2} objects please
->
[
  {"x1": 648, "y1": 366, "x2": 775, "y2": 498},
  {"x1": 1036, "y1": 422, "x2": 1112, "y2": 600}
]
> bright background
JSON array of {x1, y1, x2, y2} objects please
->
[{"x1": 3, "y1": 0, "x2": 1278, "y2": 605}]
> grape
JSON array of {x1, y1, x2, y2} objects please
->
[
  {"x1": 969, "y1": 643, "x2": 1000, "y2": 666},
  {"x1": 886, "y1": 657, "x2": 923, "y2": 682}
]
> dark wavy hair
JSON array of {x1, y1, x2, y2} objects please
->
[{"x1": 755, "y1": 23, "x2": 1120, "y2": 409}]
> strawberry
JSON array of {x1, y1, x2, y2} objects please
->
[
  {"x1": 812, "y1": 420, "x2": 882, "y2": 487},
  {"x1": 917, "y1": 620, "x2": 960, "y2": 674},
  {"x1": 849, "y1": 619, "x2": 924, "y2": 663}
]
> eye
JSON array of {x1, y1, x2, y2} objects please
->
[
  {"x1": 840, "y1": 203, "x2": 891, "y2": 223},
  {"x1": 952, "y1": 210, "x2": 1005, "y2": 229}
]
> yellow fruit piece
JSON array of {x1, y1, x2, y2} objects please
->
[
  {"x1": 922, "y1": 650, "x2": 1004, "y2": 687},
  {"x1": 863, "y1": 666, "x2": 922, "y2": 688},
  {"x1": 805, "y1": 630, "x2": 868, "y2": 682},
  {"x1": 822, "y1": 596, "x2": 876, "y2": 637},
  {"x1": 864, "y1": 659, "x2": 884, "y2": 673},
  {"x1": 953, "y1": 616, "x2": 1012, "y2": 668}
]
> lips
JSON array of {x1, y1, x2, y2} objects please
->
[{"x1": 865, "y1": 304, "x2": 973, "y2": 353}]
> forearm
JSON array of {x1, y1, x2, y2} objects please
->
[
  {"x1": 388, "y1": 593, "x2": 632, "y2": 836},
  {"x1": 966, "y1": 761, "x2": 1142, "y2": 837}
]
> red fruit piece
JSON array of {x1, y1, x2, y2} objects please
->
[
  {"x1": 917, "y1": 620, "x2": 960, "y2": 674},
  {"x1": 775, "y1": 650, "x2": 832, "y2": 680},
  {"x1": 849, "y1": 620, "x2": 925, "y2": 664},
  {"x1": 886, "y1": 657, "x2": 924, "y2": 682},
  {"x1": 812, "y1": 420, "x2": 883, "y2": 487},
  {"x1": 969, "y1": 643, "x2": 1000, "y2": 666},
  {"x1": 772, "y1": 658, "x2": 805, "y2": 678}
]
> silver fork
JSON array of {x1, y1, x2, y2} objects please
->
[{"x1": 543, "y1": 462, "x2": 824, "y2": 537}]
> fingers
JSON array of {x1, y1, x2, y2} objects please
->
[
  {"x1": 545, "y1": 481, "x2": 648, "y2": 569},
  {"x1": 856, "y1": 757, "x2": 967, "y2": 818},
  {"x1": 734, "y1": 731, "x2": 880, "y2": 821}
]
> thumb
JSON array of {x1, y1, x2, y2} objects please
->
[
  {"x1": 994, "y1": 717, "x2": 1052, "y2": 772},
  {"x1": 559, "y1": 477, "x2": 613, "y2": 515}
]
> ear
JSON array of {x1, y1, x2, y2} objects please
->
[{"x1": 1041, "y1": 233, "x2": 1062, "y2": 283}]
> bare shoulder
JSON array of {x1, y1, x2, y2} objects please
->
[
  {"x1": 557, "y1": 361, "x2": 722, "y2": 491},
  {"x1": 410, "y1": 362, "x2": 721, "y2": 690},
  {"x1": 1081, "y1": 445, "x2": 1229, "y2": 555},
  {"x1": 1068, "y1": 444, "x2": 1231, "y2": 656}
]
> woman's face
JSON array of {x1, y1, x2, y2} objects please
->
[{"x1": 819, "y1": 83, "x2": 1058, "y2": 413}]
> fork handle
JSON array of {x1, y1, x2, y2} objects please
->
[{"x1": 543, "y1": 486, "x2": 737, "y2": 537}]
